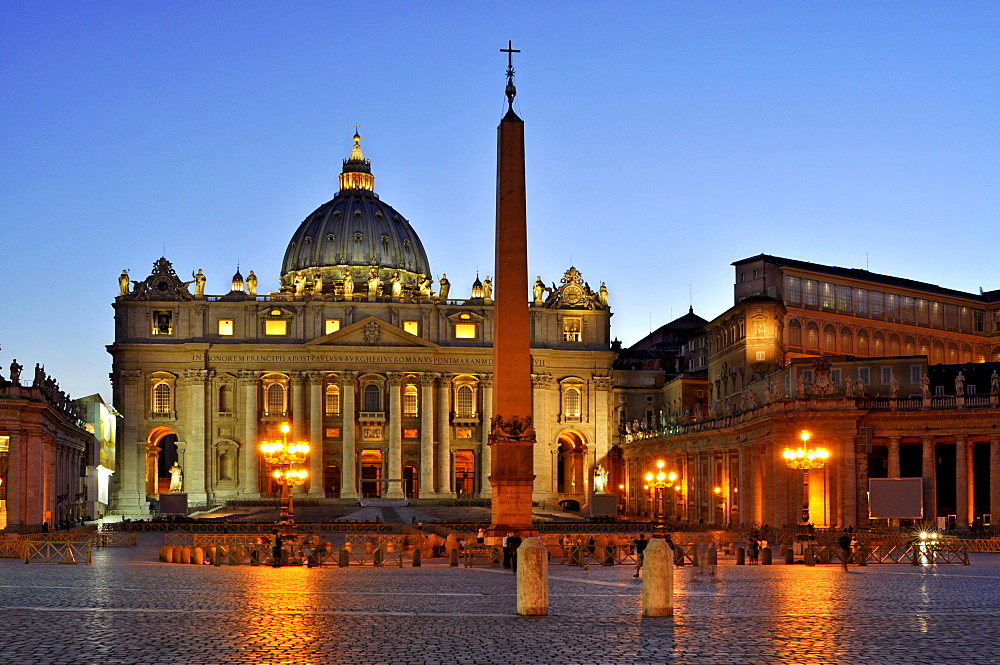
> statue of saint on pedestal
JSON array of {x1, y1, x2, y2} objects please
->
[
  {"x1": 118, "y1": 270, "x2": 130, "y2": 296},
  {"x1": 438, "y1": 274, "x2": 451, "y2": 301},
  {"x1": 246, "y1": 271, "x2": 258, "y2": 296},
  {"x1": 192, "y1": 269, "x2": 206, "y2": 296},
  {"x1": 168, "y1": 463, "x2": 183, "y2": 492},
  {"x1": 593, "y1": 464, "x2": 609, "y2": 494}
]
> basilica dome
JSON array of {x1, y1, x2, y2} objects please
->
[{"x1": 280, "y1": 132, "x2": 431, "y2": 294}]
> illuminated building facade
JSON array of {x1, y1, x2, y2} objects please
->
[
  {"x1": 618, "y1": 256, "x2": 1000, "y2": 530},
  {"x1": 108, "y1": 133, "x2": 616, "y2": 517}
]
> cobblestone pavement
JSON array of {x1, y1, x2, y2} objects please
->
[{"x1": 2, "y1": 535, "x2": 999, "y2": 664}]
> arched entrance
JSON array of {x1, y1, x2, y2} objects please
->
[
  {"x1": 454, "y1": 451, "x2": 475, "y2": 498},
  {"x1": 556, "y1": 430, "x2": 588, "y2": 506},
  {"x1": 360, "y1": 450, "x2": 382, "y2": 498},
  {"x1": 325, "y1": 464, "x2": 341, "y2": 498},
  {"x1": 403, "y1": 465, "x2": 418, "y2": 498},
  {"x1": 145, "y1": 426, "x2": 179, "y2": 496}
]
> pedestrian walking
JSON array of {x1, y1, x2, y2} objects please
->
[
  {"x1": 633, "y1": 533, "x2": 648, "y2": 577},
  {"x1": 476, "y1": 527, "x2": 485, "y2": 545},
  {"x1": 502, "y1": 533, "x2": 512, "y2": 568},
  {"x1": 271, "y1": 529, "x2": 283, "y2": 568},
  {"x1": 838, "y1": 531, "x2": 853, "y2": 571},
  {"x1": 507, "y1": 533, "x2": 523, "y2": 573}
]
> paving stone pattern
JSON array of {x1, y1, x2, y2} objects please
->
[{"x1": 1, "y1": 535, "x2": 998, "y2": 664}]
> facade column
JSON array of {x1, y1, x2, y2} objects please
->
[
  {"x1": 340, "y1": 372, "x2": 358, "y2": 499},
  {"x1": 840, "y1": 435, "x2": 858, "y2": 528},
  {"x1": 990, "y1": 436, "x2": 1000, "y2": 529},
  {"x1": 113, "y1": 369, "x2": 147, "y2": 515},
  {"x1": 922, "y1": 435, "x2": 936, "y2": 524},
  {"x1": 530, "y1": 373, "x2": 552, "y2": 496},
  {"x1": 955, "y1": 434, "x2": 970, "y2": 528},
  {"x1": 386, "y1": 372, "x2": 404, "y2": 499},
  {"x1": 237, "y1": 370, "x2": 259, "y2": 496},
  {"x1": 479, "y1": 374, "x2": 493, "y2": 498},
  {"x1": 419, "y1": 373, "x2": 435, "y2": 497},
  {"x1": 435, "y1": 373, "x2": 453, "y2": 496},
  {"x1": 307, "y1": 371, "x2": 324, "y2": 498},
  {"x1": 181, "y1": 369, "x2": 211, "y2": 506},
  {"x1": 290, "y1": 372, "x2": 307, "y2": 440},
  {"x1": 887, "y1": 435, "x2": 901, "y2": 479}
]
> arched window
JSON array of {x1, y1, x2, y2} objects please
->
[
  {"x1": 403, "y1": 384, "x2": 419, "y2": 416},
  {"x1": 153, "y1": 382, "x2": 172, "y2": 414},
  {"x1": 857, "y1": 329, "x2": 870, "y2": 355},
  {"x1": 456, "y1": 385, "x2": 474, "y2": 417},
  {"x1": 787, "y1": 319, "x2": 802, "y2": 347},
  {"x1": 364, "y1": 384, "x2": 381, "y2": 412},
  {"x1": 564, "y1": 387, "x2": 582, "y2": 419},
  {"x1": 822, "y1": 324, "x2": 837, "y2": 352},
  {"x1": 325, "y1": 384, "x2": 341, "y2": 415},
  {"x1": 265, "y1": 383, "x2": 286, "y2": 415},
  {"x1": 873, "y1": 331, "x2": 885, "y2": 357},
  {"x1": 888, "y1": 333, "x2": 901, "y2": 356},
  {"x1": 218, "y1": 384, "x2": 233, "y2": 413},
  {"x1": 932, "y1": 340, "x2": 945, "y2": 364},
  {"x1": 805, "y1": 322, "x2": 819, "y2": 350},
  {"x1": 840, "y1": 326, "x2": 853, "y2": 354},
  {"x1": 904, "y1": 336, "x2": 916, "y2": 356}
]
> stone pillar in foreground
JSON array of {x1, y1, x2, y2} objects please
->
[
  {"x1": 489, "y1": 46, "x2": 535, "y2": 535},
  {"x1": 642, "y1": 539, "x2": 674, "y2": 617},
  {"x1": 516, "y1": 537, "x2": 548, "y2": 616}
]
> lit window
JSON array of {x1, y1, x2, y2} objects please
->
[
  {"x1": 265, "y1": 320, "x2": 287, "y2": 336},
  {"x1": 152, "y1": 311, "x2": 173, "y2": 335},
  {"x1": 403, "y1": 385, "x2": 418, "y2": 416},
  {"x1": 563, "y1": 317, "x2": 582, "y2": 342},
  {"x1": 456, "y1": 385, "x2": 474, "y2": 416},
  {"x1": 152, "y1": 382, "x2": 171, "y2": 414},
  {"x1": 218, "y1": 319, "x2": 234, "y2": 336},
  {"x1": 564, "y1": 387, "x2": 581, "y2": 418},
  {"x1": 265, "y1": 383, "x2": 286, "y2": 415},
  {"x1": 755, "y1": 351, "x2": 765, "y2": 361},
  {"x1": 403, "y1": 321, "x2": 419, "y2": 336},
  {"x1": 325, "y1": 427, "x2": 340, "y2": 438},
  {"x1": 455, "y1": 323, "x2": 477, "y2": 339},
  {"x1": 456, "y1": 429, "x2": 473, "y2": 439},
  {"x1": 404, "y1": 428, "x2": 419, "y2": 439},
  {"x1": 325, "y1": 384, "x2": 340, "y2": 415},
  {"x1": 325, "y1": 319, "x2": 341, "y2": 334}
]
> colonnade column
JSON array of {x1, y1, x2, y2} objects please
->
[
  {"x1": 989, "y1": 436, "x2": 1000, "y2": 529},
  {"x1": 479, "y1": 374, "x2": 493, "y2": 498},
  {"x1": 340, "y1": 372, "x2": 358, "y2": 499},
  {"x1": 307, "y1": 371, "x2": 324, "y2": 498},
  {"x1": 290, "y1": 372, "x2": 307, "y2": 440},
  {"x1": 840, "y1": 435, "x2": 858, "y2": 528},
  {"x1": 887, "y1": 435, "x2": 901, "y2": 479},
  {"x1": 113, "y1": 369, "x2": 147, "y2": 514},
  {"x1": 922, "y1": 435, "x2": 936, "y2": 524},
  {"x1": 237, "y1": 370, "x2": 259, "y2": 496},
  {"x1": 386, "y1": 372, "x2": 404, "y2": 499},
  {"x1": 419, "y1": 373, "x2": 435, "y2": 497},
  {"x1": 955, "y1": 434, "x2": 970, "y2": 528},
  {"x1": 435, "y1": 373, "x2": 453, "y2": 496}
]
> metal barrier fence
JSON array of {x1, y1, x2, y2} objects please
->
[
  {"x1": 102, "y1": 521, "x2": 394, "y2": 534},
  {"x1": 94, "y1": 532, "x2": 138, "y2": 547},
  {"x1": 803, "y1": 543, "x2": 969, "y2": 565},
  {"x1": 24, "y1": 540, "x2": 92, "y2": 564}
]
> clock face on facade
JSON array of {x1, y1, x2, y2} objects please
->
[
  {"x1": 563, "y1": 284, "x2": 584, "y2": 305},
  {"x1": 154, "y1": 278, "x2": 172, "y2": 294}
]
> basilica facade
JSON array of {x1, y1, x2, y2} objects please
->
[{"x1": 108, "y1": 133, "x2": 616, "y2": 517}]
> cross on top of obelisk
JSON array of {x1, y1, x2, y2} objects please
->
[{"x1": 501, "y1": 40, "x2": 520, "y2": 108}]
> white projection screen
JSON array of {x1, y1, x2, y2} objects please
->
[{"x1": 869, "y1": 478, "x2": 924, "y2": 519}]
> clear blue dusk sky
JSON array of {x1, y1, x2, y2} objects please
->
[{"x1": 2, "y1": 1, "x2": 998, "y2": 399}]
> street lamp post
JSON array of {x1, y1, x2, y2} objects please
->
[
  {"x1": 260, "y1": 423, "x2": 310, "y2": 524},
  {"x1": 782, "y1": 429, "x2": 829, "y2": 524},
  {"x1": 644, "y1": 459, "x2": 677, "y2": 529}
]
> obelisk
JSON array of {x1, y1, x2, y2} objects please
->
[{"x1": 489, "y1": 42, "x2": 536, "y2": 535}]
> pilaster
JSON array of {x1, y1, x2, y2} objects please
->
[
  {"x1": 419, "y1": 373, "x2": 435, "y2": 497},
  {"x1": 922, "y1": 435, "x2": 936, "y2": 523},
  {"x1": 955, "y1": 434, "x2": 970, "y2": 528},
  {"x1": 435, "y1": 373, "x2": 454, "y2": 496},
  {"x1": 340, "y1": 371, "x2": 358, "y2": 499},
  {"x1": 236, "y1": 370, "x2": 259, "y2": 496},
  {"x1": 386, "y1": 372, "x2": 404, "y2": 499},
  {"x1": 307, "y1": 371, "x2": 325, "y2": 498},
  {"x1": 478, "y1": 374, "x2": 493, "y2": 498},
  {"x1": 180, "y1": 369, "x2": 212, "y2": 505}
]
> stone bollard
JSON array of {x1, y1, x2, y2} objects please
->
[
  {"x1": 193, "y1": 547, "x2": 204, "y2": 565},
  {"x1": 516, "y1": 538, "x2": 548, "y2": 616},
  {"x1": 707, "y1": 545, "x2": 718, "y2": 566},
  {"x1": 338, "y1": 548, "x2": 350, "y2": 567},
  {"x1": 641, "y1": 539, "x2": 674, "y2": 617},
  {"x1": 785, "y1": 547, "x2": 795, "y2": 564},
  {"x1": 412, "y1": 548, "x2": 421, "y2": 567},
  {"x1": 761, "y1": 547, "x2": 772, "y2": 565},
  {"x1": 164, "y1": 545, "x2": 174, "y2": 563},
  {"x1": 181, "y1": 546, "x2": 192, "y2": 564},
  {"x1": 450, "y1": 548, "x2": 459, "y2": 567},
  {"x1": 728, "y1": 542, "x2": 736, "y2": 556},
  {"x1": 736, "y1": 546, "x2": 746, "y2": 565},
  {"x1": 159, "y1": 545, "x2": 168, "y2": 562},
  {"x1": 804, "y1": 547, "x2": 815, "y2": 566}
]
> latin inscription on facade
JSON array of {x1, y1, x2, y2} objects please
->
[{"x1": 198, "y1": 353, "x2": 545, "y2": 366}]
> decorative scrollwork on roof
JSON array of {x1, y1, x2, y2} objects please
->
[
  {"x1": 540, "y1": 267, "x2": 608, "y2": 310},
  {"x1": 124, "y1": 257, "x2": 194, "y2": 302}
]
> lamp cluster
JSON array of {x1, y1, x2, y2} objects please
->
[{"x1": 782, "y1": 430, "x2": 830, "y2": 469}]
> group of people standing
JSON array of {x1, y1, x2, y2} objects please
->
[{"x1": 745, "y1": 533, "x2": 768, "y2": 564}]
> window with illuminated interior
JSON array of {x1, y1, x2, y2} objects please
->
[
  {"x1": 403, "y1": 384, "x2": 418, "y2": 416},
  {"x1": 265, "y1": 319, "x2": 287, "y2": 336},
  {"x1": 218, "y1": 319, "x2": 234, "y2": 336},
  {"x1": 325, "y1": 319, "x2": 341, "y2": 335},
  {"x1": 455, "y1": 323, "x2": 476, "y2": 339},
  {"x1": 325, "y1": 384, "x2": 340, "y2": 415},
  {"x1": 563, "y1": 317, "x2": 582, "y2": 342},
  {"x1": 152, "y1": 382, "x2": 172, "y2": 414},
  {"x1": 403, "y1": 321, "x2": 419, "y2": 336},
  {"x1": 456, "y1": 385, "x2": 474, "y2": 417},
  {"x1": 564, "y1": 387, "x2": 581, "y2": 418},
  {"x1": 265, "y1": 383, "x2": 286, "y2": 415},
  {"x1": 364, "y1": 384, "x2": 381, "y2": 412}
]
